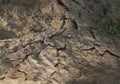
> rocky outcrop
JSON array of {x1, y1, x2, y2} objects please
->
[{"x1": 0, "y1": 0, "x2": 120, "y2": 84}]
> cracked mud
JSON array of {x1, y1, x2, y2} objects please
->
[{"x1": 0, "y1": 0, "x2": 120, "y2": 84}]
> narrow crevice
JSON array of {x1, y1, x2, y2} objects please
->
[
  {"x1": 54, "y1": 63, "x2": 59, "y2": 67},
  {"x1": 81, "y1": 45, "x2": 120, "y2": 58},
  {"x1": 49, "y1": 71, "x2": 57, "y2": 78},
  {"x1": 18, "y1": 69, "x2": 27, "y2": 81},
  {"x1": 89, "y1": 30, "x2": 96, "y2": 39},
  {"x1": 57, "y1": 44, "x2": 66, "y2": 51},
  {"x1": 60, "y1": 15, "x2": 68, "y2": 29},
  {"x1": 102, "y1": 50, "x2": 120, "y2": 58},
  {"x1": 81, "y1": 46, "x2": 104, "y2": 57},
  {"x1": 22, "y1": 40, "x2": 44, "y2": 48},
  {"x1": 22, "y1": 53, "x2": 34, "y2": 62},
  {"x1": 54, "y1": 49, "x2": 60, "y2": 67},
  {"x1": 54, "y1": 43, "x2": 66, "y2": 67},
  {"x1": 57, "y1": 0, "x2": 69, "y2": 11},
  {"x1": 0, "y1": 76, "x2": 5, "y2": 80},
  {"x1": 72, "y1": 0, "x2": 80, "y2": 5},
  {"x1": 72, "y1": 20, "x2": 78, "y2": 29},
  {"x1": 48, "y1": 28, "x2": 66, "y2": 39}
]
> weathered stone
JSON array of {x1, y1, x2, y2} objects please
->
[{"x1": 0, "y1": 0, "x2": 120, "y2": 84}]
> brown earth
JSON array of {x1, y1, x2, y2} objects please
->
[{"x1": 0, "y1": 0, "x2": 120, "y2": 84}]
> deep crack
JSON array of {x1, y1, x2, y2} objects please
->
[
  {"x1": 72, "y1": 0, "x2": 80, "y2": 5},
  {"x1": 102, "y1": 50, "x2": 120, "y2": 58},
  {"x1": 18, "y1": 69, "x2": 27, "y2": 81},
  {"x1": 89, "y1": 30, "x2": 96, "y2": 39},
  {"x1": 57, "y1": 0, "x2": 69, "y2": 11}
]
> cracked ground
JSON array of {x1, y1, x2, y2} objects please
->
[{"x1": 0, "y1": 0, "x2": 120, "y2": 84}]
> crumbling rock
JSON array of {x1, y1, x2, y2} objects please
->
[{"x1": 0, "y1": 0, "x2": 120, "y2": 84}]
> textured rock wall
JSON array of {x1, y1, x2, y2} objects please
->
[
  {"x1": 0, "y1": 0, "x2": 120, "y2": 84},
  {"x1": 63, "y1": 0, "x2": 120, "y2": 24}
]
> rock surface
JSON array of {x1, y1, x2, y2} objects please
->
[{"x1": 0, "y1": 0, "x2": 120, "y2": 84}]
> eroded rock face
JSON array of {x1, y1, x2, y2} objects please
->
[{"x1": 0, "y1": 0, "x2": 120, "y2": 84}]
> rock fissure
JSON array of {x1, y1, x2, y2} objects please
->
[
  {"x1": 0, "y1": 0, "x2": 120, "y2": 84},
  {"x1": 72, "y1": 0, "x2": 80, "y2": 5},
  {"x1": 17, "y1": 69, "x2": 27, "y2": 81},
  {"x1": 57, "y1": 0, "x2": 69, "y2": 12}
]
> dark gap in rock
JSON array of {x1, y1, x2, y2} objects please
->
[
  {"x1": 89, "y1": 30, "x2": 96, "y2": 39},
  {"x1": 57, "y1": 0, "x2": 69, "y2": 12},
  {"x1": 72, "y1": 20, "x2": 78, "y2": 29},
  {"x1": 72, "y1": 0, "x2": 80, "y2": 5}
]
